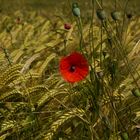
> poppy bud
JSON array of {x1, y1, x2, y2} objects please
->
[
  {"x1": 111, "y1": 11, "x2": 121, "y2": 21},
  {"x1": 96, "y1": 9, "x2": 107, "y2": 20},
  {"x1": 72, "y1": 3, "x2": 80, "y2": 17},
  {"x1": 72, "y1": 7, "x2": 80, "y2": 17},
  {"x1": 131, "y1": 88, "x2": 140, "y2": 97},
  {"x1": 64, "y1": 23, "x2": 71, "y2": 30},
  {"x1": 121, "y1": 132, "x2": 129, "y2": 140}
]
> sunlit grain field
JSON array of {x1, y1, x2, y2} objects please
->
[{"x1": 0, "y1": 0, "x2": 140, "y2": 140}]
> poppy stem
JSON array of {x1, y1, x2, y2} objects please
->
[
  {"x1": 95, "y1": 0, "x2": 102, "y2": 9},
  {"x1": 63, "y1": 33, "x2": 67, "y2": 54},
  {"x1": 100, "y1": 21, "x2": 103, "y2": 68},
  {"x1": 77, "y1": 17, "x2": 84, "y2": 52},
  {"x1": 89, "y1": 0, "x2": 96, "y2": 69},
  {"x1": 78, "y1": 17, "x2": 88, "y2": 58}
]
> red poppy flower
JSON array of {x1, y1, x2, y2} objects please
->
[
  {"x1": 59, "y1": 52, "x2": 89, "y2": 83},
  {"x1": 64, "y1": 23, "x2": 71, "y2": 30}
]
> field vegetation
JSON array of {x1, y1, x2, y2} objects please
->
[{"x1": 0, "y1": 0, "x2": 140, "y2": 140}]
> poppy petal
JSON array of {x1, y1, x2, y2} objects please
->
[{"x1": 59, "y1": 52, "x2": 89, "y2": 83}]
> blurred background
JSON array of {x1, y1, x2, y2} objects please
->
[{"x1": 0, "y1": 0, "x2": 139, "y2": 17}]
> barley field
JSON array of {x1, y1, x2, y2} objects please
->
[{"x1": 0, "y1": 0, "x2": 140, "y2": 140}]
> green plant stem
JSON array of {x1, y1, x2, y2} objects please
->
[
  {"x1": 100, "y1": 21, "x2": 103, "y2": 68},
  {"x1": 121, "y1": 0, "x2": 129, "y2": 39},
  {"x1": 95, "y1": 0, "x2": 102, "y2": 9},
  {"x1": 78, "y1": 17, "x2": 88, "y2": 56},
  {"x1": 63, "y1": 34, "x2": 67, "y2": 54},
  {"x1": 115, "y1": 0, "x2": 117, "y2": 9},
  {"x1": 115, "y1": 21, "x2": 121, "y2": 41},
  {"x1": 89, "y1": 0, "x2": 96, "y2": 74}
]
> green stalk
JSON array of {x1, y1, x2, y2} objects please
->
[
  {"x1": 100, "y1": 21, "x2": 103, "y2": 68},
  {"x1": 89, "y1": 0, "x2": 96, "y2": 83},
  {"x1": 63, "y1": 33, "x2": 67, "y2": 55},
  {"x1": 78, "y1": 17, "x2": 83, "y2": 52},
  {"x1": 95, "y1": 0, "x2": 102, "y2": 9},
  {"x1": 121, "y1": 0, "x2": 129, "y2": 39}
]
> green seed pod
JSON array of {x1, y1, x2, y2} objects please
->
[
  {"x1": 131, "y1": 88, "x2": 140, "y2": 97},
  {"x1": 96, "y1": 9, "x2": 107, "y2": 20},
  {"x1": 111, "y1": 11, "x2": 121, "y2": 21},
  {"x1": 121, "y1": 132, "x2": 129, "y2": 140},
  {"x1": 72, "y1": 7, "x2": 80, "y2": 17}
]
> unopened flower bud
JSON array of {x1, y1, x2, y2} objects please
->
[
  {"x1": 96, "y1": 9, "x2": 107, "y2": 20},
  {"x1": 72, "y1": 7, "x2": 80, "y2": 17},
  {"x1": 64, "y1": 23, "x2": 71, "y2": 30},
  {"x1": 72, "y1": 3, "x2": 80, "y2": 17},
  {"x1": 111, "y1": 11, "x2": 121, "y2": 21}
]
